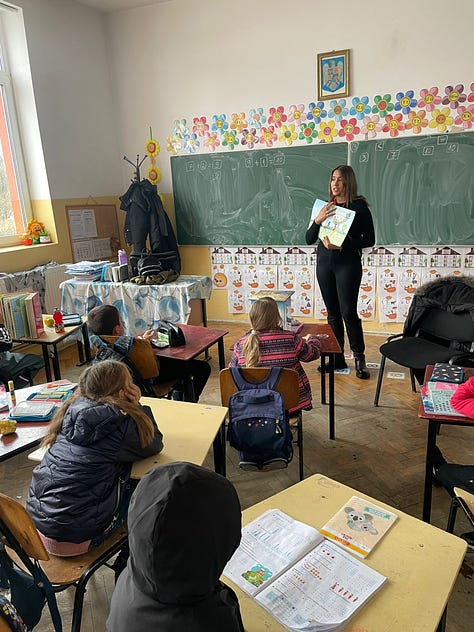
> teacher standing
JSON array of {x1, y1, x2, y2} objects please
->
[{"x1": 306, "y1": 165, "x2": 375, "y2": 379}]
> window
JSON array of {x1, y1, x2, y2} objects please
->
[{"x1": 0, "y1": 11, "x2": 31, "y2": 246}]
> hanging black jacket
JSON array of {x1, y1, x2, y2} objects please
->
[
  {"x1": 120, "y1": 179, "x2": 181, "y2": 274},
  {"x1": 106, "y1": 462, "x2": 245, "y2": 632},
  {"x1": 403, "y1": 275, "x2": 474, "y2": 337}
]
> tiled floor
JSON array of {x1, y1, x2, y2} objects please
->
[{"x1": 1, "y1": 323, "x2": 472, "y2": 631}]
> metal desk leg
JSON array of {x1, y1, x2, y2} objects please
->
[
  {"x1": 41, "y1": 345, "x2": 52, "y2": 383},
  {"x1": 320, "y1": 353, "x2": 327, "y2": 405},
  {"x1": 51, "y1": 344, "x2": 62, "y2": 380},
  {"x1": 423, "y1": 421, "x2": 438, "y2": 522},
  {"x1": 213, "y1": 421, "x2": 226, "y2": 477},
  {"x1": 218, "y1": 338, "x2": 225, "y2": 371},
  {"x1": 328, "y1": 354, "x2": 335, "y2": 440},
  {"x1": 76, "y1": 323, "x2": 92, "y2": 367}
]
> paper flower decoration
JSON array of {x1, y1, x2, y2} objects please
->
[
  {"x1": 268, "y1": 106, "x2": 287, "y2": 128},
  {"x1": 230, "y1": 112, "x2": 248, "y2": 134},
  {"x1": 259, "y1": 126, "x2": 277, "y2": 147},
  {"x1": 442, "y1": 84, "x2": 466, "y2": 109},
  {"x1": 418, "y1": 87, "x2": 441, "y2": 112},
  {"x1": 222, "y1": 130, "x2": 239, "y2": 150},
  {"x1": 394, "y1": 90, "x2": 417, "y2": 114},
  {"x1": 183, "y1": 133, "x2": 200, "y2": 153},
  {"x1": 288, "y1": 104, "x2": 307, "y2": 125},
  {"x1": 469, "y1": 82, "x2": 474, "y2": 103},
  {"x1": 338, "y1": 117, "x2": 360, "y2": 141},
  {"x1": 382, "y1": 113, "x2": 405, "y2": 137},
  {"x1": 350, "y1": 96, "x2": 371, "y2": 120},
  {"x1": 279, "y1": 124, "x2": 297, "y2": 146},
  {"x1": 360, "y1": 115, "x2": 382, "y2": 139},
  {"x1": 307, "y1": 102, "x2": 327, "y2": 124},
  {"x1": 405, "y1": 110, "x2": 428, "y2": 134},
  {"x1": 317, "y1": 120, "x2": 338, "y2": 142},
  {"x1": 248, "y1": 108, "x2": 266, "y2": 128},
  {"x1": 298, "y1": 122, "x2": 317, "y2": 144},
  {"x1": 166, "y1": 135, "x2": 182, "y2": 154},
  {"x1": 173, "y1": 118, "x2": 189, "y2": 138},
  {"x1": 371, "y1": 94, "x2": 394, "y2": 118},
  {"x1": 147, "y1": 166, "x2": 161, "y2": 185},
  {"x1": 145, "y1": 138, "x2": 160, "y2": 157},
  {"x1": 241, "y1": 128, "x2": 258, "y2": 150},
  {"x1": 328, "y1": 99, "x2": 348, "y2": 122},
  {"x1": 211, "y1": 114, "x2": 228, "y2": 134},
  {"x1": 203, "y1": 131, "x2": 220, "y2": 152},
  {"x1": 454, "y1": 104, "x2": 474, "y2": 129},
  {"x1": 428, "y1": 107, "x2": 454, "y2": 132},
  {"x1": 192, "y1": 116, "x2": 209, "y2": 137}
]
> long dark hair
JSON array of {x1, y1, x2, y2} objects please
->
[
  {"x1": 328, "y1": 165, "x2": 367, "y2": 205},
  {"x1": 42, "y1": 360, "x2": 155, "y2": 448}
]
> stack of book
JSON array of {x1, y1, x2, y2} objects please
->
[
  {"x1": 421, "y1": 363, "x2": 465, "y2": 416},
  {"x1": 0, "y1": 291, "x2": 44, "y2": 339}
]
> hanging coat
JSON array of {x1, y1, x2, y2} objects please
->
[
  {"x1": 106, "y1": 462, "x2": 245, "y2": 632},
  {"x1": 120, "y1": 179, "x2": 181, "y2": 274}
]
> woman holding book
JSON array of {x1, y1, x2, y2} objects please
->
[{"x1": 306, "y1": 165, "x2": 375, "y2": 379}]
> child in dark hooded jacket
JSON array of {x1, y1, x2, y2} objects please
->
[{"x1": 106, "y1": 462, "x2": 245, "y2": 632}]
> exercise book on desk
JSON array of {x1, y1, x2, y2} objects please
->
[
  {"x1": 223, "y1": 509, "x2": 386, "y2": 632},
  {"x1": 426, "y1": 381, "x2": 460, "y2": 416}
]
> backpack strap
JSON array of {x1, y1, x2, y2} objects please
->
[{"x1": 230, "y1": 367, "x2": 282, "y2": 391}]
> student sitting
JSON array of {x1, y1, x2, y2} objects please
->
[
  {"x1": 26, "y1": 360, "x2": 163, "y2": 557},
  {"x1": 106, "y1": 462, "x2": 244, "y2": 632},
  {"x1": 229, "y1": 296, "x2": 321, "y2": 411},
  {"x1": 87, "y1": 305, "x2": 210, "y2": 402},
  {"x1": 432, "y1": 376, "x2": 474, "y2": 548}
]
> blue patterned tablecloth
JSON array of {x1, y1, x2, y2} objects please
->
[{"x1": 60, "y1": 275, "x2": 212, "y2": 335}]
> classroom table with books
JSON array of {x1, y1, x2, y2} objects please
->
[
  {"x1": 226, "y1": 473, "x2": 466, "y2": 632},
  {"x1": 11, "y1": 317, "x2": 91, "y2": 382},
  {"x1": 419, "y1": 365, "x2": 474, "y2": 523}
]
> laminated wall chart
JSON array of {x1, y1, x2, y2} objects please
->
[{"x1": 66, "y1": 205, "x2": 120, "y2": 263}]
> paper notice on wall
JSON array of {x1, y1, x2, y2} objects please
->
[
  {"x1": 68, "y1": 209, "x2": 98, "y2": 239},
  {"x1": 72, "y1": 240, "x2": 94, "y2": 262}
]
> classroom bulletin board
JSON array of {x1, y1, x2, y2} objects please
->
[{"x1": 66, "y1": 205, "x2": 120, "y2": 262}]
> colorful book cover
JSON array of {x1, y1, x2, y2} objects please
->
[
  {"x1": 308, "y1": 199, "x2": 356, "y2": 248},
  {"x1": 25, "y1": 292, "x2": 45, "y2": 338},
  {"x1": 427, "y1": 381, "x2": 460, "y2": 416},
  {"x1": 9, "y1": 295, "x2": 28, "y2": 338},
  {"x1": 319, "y1": 495, "x2": 398, "y2": 558}
]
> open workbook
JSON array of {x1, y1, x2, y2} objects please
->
[{"x1": 223, "y1": 509, "x2": 387, "y2": 632}]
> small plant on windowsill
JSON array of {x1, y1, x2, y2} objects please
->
[{"x1": 39, "y1": 229, "x2": 51, "y2": 243}]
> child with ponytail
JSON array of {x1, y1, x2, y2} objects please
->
[{"x1": 229, "y1": 297, "x2": 321, "y2": 411}]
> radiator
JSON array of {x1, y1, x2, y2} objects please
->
[{"x1": 44, "y1": 264, "x2": 70, "y2": 313}]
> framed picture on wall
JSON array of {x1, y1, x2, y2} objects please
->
[{"x1": 317, "y1": 49, "x2": 350, "y2": 101}]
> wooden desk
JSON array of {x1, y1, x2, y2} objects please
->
[
  {"x1": 28, "y1": 397, "x2": 228, "y2": 479},
  {"x1": 228, "y1": 473, "x2": 466, "y2": 632},
  {"x1": 11, "y1": 318, "x2": 91, "y2": 382},
  {"x1": 418, "y1": 365, "x2": 474, "y2": 522},
  {"x1": 302, "y1": 324, "x2": 341, "y2": 440}
]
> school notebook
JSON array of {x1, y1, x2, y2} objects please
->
[
  {"x1": 430, "y1": 363, "x2": 464, "y2": 384},
  {"x1": 319, "y1": 496, "x2": 398, "y2": 558},
  {"x1": 223, "y1": 508, "x2": 386, "y2": 632},
  {"x1": 426, "y1": 381, "x2": 461, "y2": 416}
]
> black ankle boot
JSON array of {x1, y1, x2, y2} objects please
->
[{"x1": 355, "y1": 354, "x2": 370, "y2": 379}]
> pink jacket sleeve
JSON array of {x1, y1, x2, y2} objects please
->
[{"x1": 450, "y1": 376, "x2": 474, "y2": 418}]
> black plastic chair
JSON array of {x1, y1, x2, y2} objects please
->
[{"x1": 374, "y1": 308, "x2": 474, "y2": 406}]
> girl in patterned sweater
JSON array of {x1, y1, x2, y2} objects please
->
[{"x1": 229, "y1": 297, "x2": 321, "y2": 411}]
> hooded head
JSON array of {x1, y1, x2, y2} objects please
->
[{"x1": 126, "y1": 462, "x2": 241, "y2": 604}]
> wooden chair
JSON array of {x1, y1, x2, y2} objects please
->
[
  {"x1": 0, "y1": 492, "x2": 128, "y2": 632},
  {"x1": 447, "y1": 487, "x2": 474, "y2": 536},
  {"x1": 220, "y1": 367, "x2": 304, "y2": 481}
]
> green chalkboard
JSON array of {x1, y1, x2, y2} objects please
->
[
  {"x1": 350, "y1": 132, "x2": 474, "y2": 245},
  {"x1": 171, "y1": 143, "x2": 347, "y2": 245}
]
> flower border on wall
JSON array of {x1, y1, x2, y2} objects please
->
[{"x1": 167, "y1": 83, "x2": 474, "y2": 155}]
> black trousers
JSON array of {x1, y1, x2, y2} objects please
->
[
  {"x1": 316, "y1": 250, "x2": 365, "y2": 355},
  {"x1": 156, "y1": 357, "x2": 211, "y2": 402}
]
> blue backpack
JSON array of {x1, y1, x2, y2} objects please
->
[{"x1": 227, "y1": 367, "x2": 293, "y2": 471}]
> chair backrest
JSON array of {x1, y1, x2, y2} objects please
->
[
  {"x1": 220, "y1": 367, "x2": 299, "y2": 411},
  {"x1": 418, "y1": 308, "x2": 474, "y2": 346},
  {"x1": 0, "y1": 492, "x2": 49, "y2": 562}
]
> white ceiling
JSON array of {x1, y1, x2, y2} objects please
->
[{"x1": 74, "y1": 0, "x2": 170, "y2": 12}]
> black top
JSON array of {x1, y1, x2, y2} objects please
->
[{"x1": 305, "y1": 197, "x2": 375, "y2": 259}]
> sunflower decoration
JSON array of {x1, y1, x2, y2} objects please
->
[{"x1": 145, "y1": 127, "x2": 161, "y2": 186}]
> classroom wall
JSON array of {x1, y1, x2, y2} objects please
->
[{"x1": 104, "y1": 0, "x2": 473, "y2": 327}]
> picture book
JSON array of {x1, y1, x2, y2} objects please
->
[
  {"x1": 25, "y1": 292, "x2": 45, "y2": 338},
  {"x1": 430, "y1": 363, "x2": 464, "y2": 384},
  {"x1": 319, "y1": 496, "x2": 398, "y2": 559},
  {"x1": 426, "y1": 381, "x2": 460, "y2": 416},
  {"x1": 308, "y1": 199, "x2": 356, "y2": 248},
  {"x1": 223, "y1": 509, "x2": 386, "y2": 632}
]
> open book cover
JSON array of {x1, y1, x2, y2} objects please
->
[
  {"x1": 308, "y1": 199, "x2": 356, "y2": 248},
  {"x1": 223, "y1": 509, "x2": 386, "y2": 632},
  {"x1": 319, "y1": 496, "x2": 398, "y2": 558}
]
